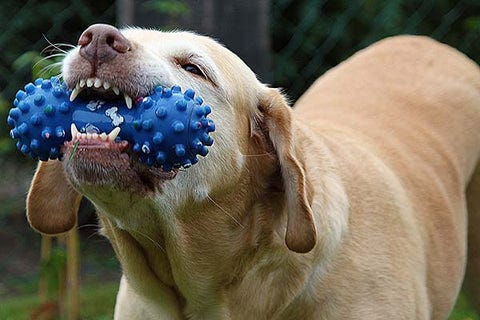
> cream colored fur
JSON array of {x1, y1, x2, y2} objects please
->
[{"x1": 26, "y1": 29, "x2": 480, "y2": 319}]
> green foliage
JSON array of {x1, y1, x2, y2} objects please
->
[
  {"x1": 13, "y1": 51, "x2": 63, "y2": 80},
  {"x1": 0, "y1": 96, "x2": 15, "y2": 156},
  {"x1": 144, "y1": 0, "x2": 190, "y2": 17},
  {"x1": 272, "y1": 0, "x2": 480, "y2": 99}
]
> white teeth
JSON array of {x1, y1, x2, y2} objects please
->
[
  {"x1": 70, "y1": 124, "x2": 121, "y2": 144},
  {"x1": 108, "y1": 127, "x2": 121, "y2": 141},
  {"x1": 70, "y1": 87, "x2": 82, "y2": 101},
  {"x1": 94, "y1": 78, "x2": 102, "y2": 88},
  {"x1": 79, "y1": 79, "x2": 86, "y2": 87},
  {"x1": 70, "y1": 123, "x2": 79, "y2": 138},
  {"x1": 86, "y1": 78, "x2": 94, "y2": 87},
  {"x1": 103, "y1": 81, "x2": 111, "y2": 90},
  {"x1": 124, "y1": 93, "x2": 133, "y2": 109},
  {"x1": 112, "y1": 87, "x2": 120, "y2": 95}
]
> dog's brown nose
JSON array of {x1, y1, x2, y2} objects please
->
[{"x1": 78, "y1": 24, "x2": 131, "y2": 65}]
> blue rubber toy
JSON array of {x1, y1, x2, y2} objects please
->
[{"x1": 7, "y1": 77, "x2": 215, "y2": 171}]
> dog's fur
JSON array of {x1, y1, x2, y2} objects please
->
[{"x1": 26, "y1": 27, "x2": 480, "y2": 319}]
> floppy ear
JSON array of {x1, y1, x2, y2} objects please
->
[
  {"x1": 27, "y1": 160, "x2": 82, "y2": 235},
  {"x1": 257, "y1": 88, "x2": 317, "y2": 253}
]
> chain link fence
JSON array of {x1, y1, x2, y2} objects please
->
[{"x1": 272, "y1": 0, "x2": 480, "y2": 99}]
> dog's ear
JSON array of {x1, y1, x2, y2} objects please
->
[
  {"x1": 27, "y1": 160, "x2": 82, "y2": 235},
  {"x1": 257, "y1": 88, "x2": 317, "y2": 253}
]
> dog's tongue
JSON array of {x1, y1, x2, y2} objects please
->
[{"x1": 8, "y1": 77, "x2": 216, "y2": 171}]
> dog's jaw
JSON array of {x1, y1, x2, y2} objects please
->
[{"x1": 61, "y1": 138, "x2": 177, "y2": 194}]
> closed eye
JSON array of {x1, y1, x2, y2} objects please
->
[{"x1": 181, "y1": 63, "x2": 206, "y2": 78}]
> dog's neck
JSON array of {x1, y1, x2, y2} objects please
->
[{"x1": 97, "y1": 126, "x2": 350, "y2": 318}]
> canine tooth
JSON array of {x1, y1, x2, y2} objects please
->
[
  {"x1": 70, "y1": 123, "x2": 79, "y2": 138},
  {"x1": 112, "y1": 87, "x2": 120, "y2": 95},
  {"x1": 94, "y1": 78, "x2": 102, "y2": 88},
  {"x1": 69, "y1": 87, "x2": 82, "y2": 101},
  {"x1": 76, "y1": 132, "x2": 82, "y2": 139},
  {"x1": 100, "y1": 133, "x2": 108, "y2": 141},
  {"x1": 103, "y1": 81, "x2": 111, "y2": 90},
  {"x1": 79, "y1": 79, "x2": 86, "y2": 87},
  {"x1": 86, "y1": 133, "x2": 92, "y2": 139},
  {"x1": 108, "y1": 127, "x2": 121, "y2": 141},
  {"x1": 124, "y1": 93, "x2": 133, "y2": 109},
  {"x1": 86, "y1": 78, "x2": 94, "y2": 87},
  {"x1": 92, "y1": 133, "x2": 98, "y2": 139}
]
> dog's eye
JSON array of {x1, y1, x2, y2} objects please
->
[{"x1": 182, "y1": 63, "x2": 204, "y2": 77}]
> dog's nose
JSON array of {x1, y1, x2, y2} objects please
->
[{"x1": 78, "y1": 24, "x2": 131, "y2": 65}]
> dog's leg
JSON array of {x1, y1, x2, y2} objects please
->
[{"x1": 466, "y1": 163, "x2": 480, "y2": 312}]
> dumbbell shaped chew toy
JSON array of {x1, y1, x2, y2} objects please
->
[{"x1": 7, "y1": 77, "x2": 215, "y2": 171}]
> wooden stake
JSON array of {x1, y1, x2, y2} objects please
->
[
  {"x1": 66, "y1": 228, "x2": 80, "y2": 320},
  {"x1": 38, "y1": 235, "x2": 52, "y2": 303}
]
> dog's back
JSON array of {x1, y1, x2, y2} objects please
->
[{"x1": 294, "y1": 36, "x2": 480, "y2": 317}]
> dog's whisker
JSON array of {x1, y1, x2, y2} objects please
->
[
  {"x1": 129, "y1": 229, "x2": 166, "y2": 253},
  {"x1": 33, "y1": 55, "x2": 65, "y2": 72},
  {"x1": 42, "y1": 35, "x2": 74, "y2": 54},
  {"x1": 39, "y1": 62, "x2": 63, "y2": 77},
  {"x1": 77, "y1": 224, "x2": 101, "y2": 230},
  {"x1": 239, "y1": 152, "x2": 275, "y2": 157},
  {"x1": 206, "y1": 194, "x2": 244, "y2": 228},
  {"x1": 87, "y1": 231, "x2": 101, "y2": 240}
]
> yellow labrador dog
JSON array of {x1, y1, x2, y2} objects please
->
[{"x1": 26, "y1": 24, "x2": 480, "y2": 319}]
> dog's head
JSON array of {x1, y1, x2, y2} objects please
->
[{"x1": 27, "y1": 24, "x2": 316, "y2": 253}]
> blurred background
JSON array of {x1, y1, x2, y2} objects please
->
[{"x1": 0, "y1": 0, "x2": 479, "y2": 319}]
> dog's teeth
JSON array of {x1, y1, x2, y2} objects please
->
[
  {"x1": 92, "y1": 133, "x2": 98, "y2": 139},
  {"x1": 100, "y1": 133, "x2": 108, "y2": 141},
  {"x1": 79, "y1": 79, "x2": 86, "y2": 87},
  {"x1": 86, "y1": 78, "x2": 94, "y2": 87},
  {"x1": 70, "y1": 123, "x2": 79, "y2": 138},
  {"x1": 69, "y1": 87, "x2": 82, "y2": 101},
  {"x1": 94, "y1": 78, "x2": 102, "y2": 88},
  {"x1": 76, "y1": 132, "x2": 82, "y2": 139},
  {"x1": 103, "y1": 81, "x2": 111, "y2": 90},
  {"x1": 81, "y1": 133, "x2": 87, "y2": 139},
  {"x1": 124, "y1": 94, "x2": 133, "y2": 109},
  {"x1": 112, "y1": 87, "x2": 120, "y2": 95},
  {"x1": 86, "y1": 133, "x2": 92, "y2": 139},
  {"x1": 108, "y1": 127, "x2": 121, "y2": 141}
]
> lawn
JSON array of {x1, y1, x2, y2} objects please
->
[
  {"x1": 0, "y1": 284, "x2": 478, "y2": 319},
  {"x1": 0, "y1": 282, "x2": 118, "y2": 320}
]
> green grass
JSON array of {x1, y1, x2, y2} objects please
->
[
  {"x1": 0, "y1": 283, "x2": 478, "y2": 319},
  {"x1": 450, "y1": 292, "x2": 480, "y2": 320},
  {"x1": 0, "y1": 282, "x2": 118, "y2": 320}
]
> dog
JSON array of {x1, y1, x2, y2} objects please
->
[{"x1": 26, "y1": 24, "x2": 480, "y2": 319}]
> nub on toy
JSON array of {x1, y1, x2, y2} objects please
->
[{"x1": 7, "y1": 77, "x2": 216, "y2": 171}]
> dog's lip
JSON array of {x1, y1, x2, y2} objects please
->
[
  {"x1": 61, "y1": 139, "x2": 178, "y2": 178},
  {"x1": 63, "y1": 136, "x2": 129, "y2": 150}
]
